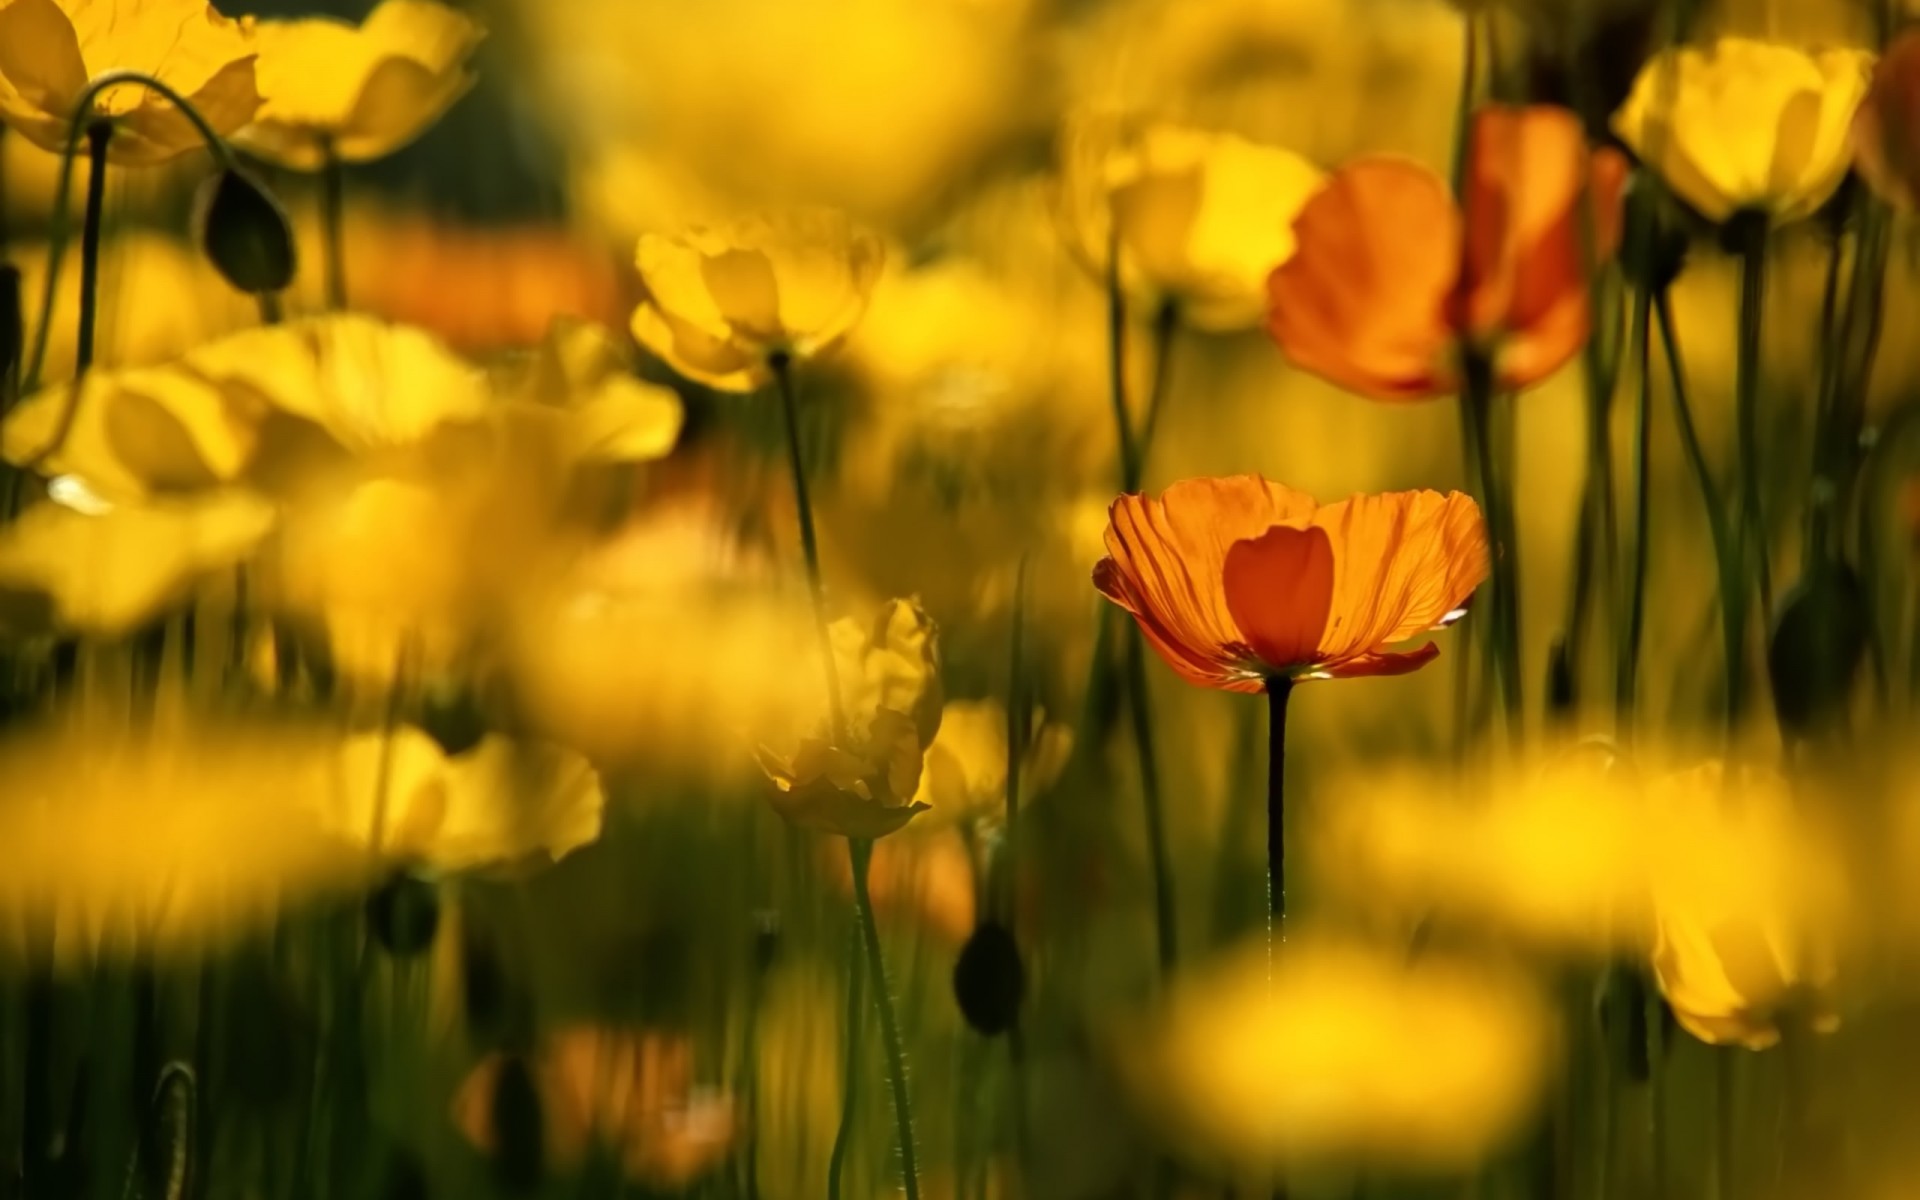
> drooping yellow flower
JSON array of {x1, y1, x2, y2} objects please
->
[
  {"x1": 1116, "y1": 935, "x2": 1556, "y2": 1172},
  {"x1": 0, "y1": 0, "x2": 260, "y2": 165},
  {"x1": 234, "y1": 0, "x2": 484, "y2": 170},
  {"x1": 0, "y1": 488, "x2": 273, "y2": 636},
  {"x1": 630, "y1": 209, "x2": 884, "y2": 392},
  {"x1": 1058, "y1": 112, "x2": 1326, "y2": 330},
  {"x1": 1613, "y1": 39, "x2": 1874, "y2": 225},
  {"x1": 756, "y1": 597, "x2": 943, "y2": 839},
  {"x1": 914, "y1": 699, "x2": 1072, "y2": 828},
  {"x1": 1646, "y1": 762, "x2": 1843, "y2": 1050},
  {"x1": 319, "y1": 727, "x2": 604, "y2": 874},
  {"x1": 3, "y1": 315, "x2": 488, "y2": 503},
  {"x1": 0, "y1": 707, "x2": 368, "y2": 966}
]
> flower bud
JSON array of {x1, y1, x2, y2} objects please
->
[
  {"x1": 367, "y1": 870, "x2": 440, "y2": 958},
  {"x1": 195, "y1": 167, "x2": 298, "y2": 295},
  {"x1": 952, "y1": 920, "x2": 1024, "y2": 1036},
  {"x1": 1767, "y1": 564, "x2": 1868, "y2": 737}
]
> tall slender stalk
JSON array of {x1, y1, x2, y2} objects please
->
[
  {"x1": 1462, "y1": 357, "x2": 1523, "y2": 732},
  {"x1": 1733, "y1": 217, "x2": 1773, "y2": 641},
  {"x1": 771, "y1": 354, "x2": 847, "y2": 742},
  {"x1": 824, "y1": 919, "x2": 863, "y2": 1200},
  {"x1": 850, "y1": 840, "x2": 920, "y2": 1200},
  {"x1": 320, "y1": 138, "x2": 348, "y2": 311},
  {"x1": 1264, "y1": 679, "x2": 1293, "y2": 943},
  {"x1": 1617, "y1": 284, "x2": 1655, "y2": 729},
  {"x1": 74, "y1": 121, "x2": 111, "y2": 377}
]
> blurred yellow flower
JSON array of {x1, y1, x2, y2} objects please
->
[
  {"x1": 3, "y1": 315, "x2": 487, "y2": 502},
  {"x1": 496, "y1": 318, "x2": 685, "y2": 465},
  {"x1": 235, "y1": 0, "x2": 483, "y2": 170},
  {"x1": 321, "y1": 727, "x2": 604, "y2": 873},
  {"x1": 0, "y1": 708, "x2": 366, "y2": 966},
  {"x1": 0, "y1": 488, "x2": 273, "y2": 636},
  {"x1": 1646, "y1": 762, "x2": 1842, "y2": 1050},
  {"x1": 1058, "y1": 113, "x2": 1325, "y2": 330},
  {"x1": 0, "y1": 0, "x2": 260, "y2": 165},
  {"x1": 1116, "y1": 934, "x2": 1556, "y2": 1172},
  {"x1": 757, "y1": 597, "x2": 943, "y2": 838},
  {"x1": 630, "y1": 210, "x2": 884, "y2": 392},
  {"x1": 915, "y1": 699, "x2": 1072, "y2": 828},
  {"x1": 1613, "y1": 39, "x2": 1874, "y2": 225},
  {"x1": 454, "y1": 1027, "x2": 736, "y2": 1188}
]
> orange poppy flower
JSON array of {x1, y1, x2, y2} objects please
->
[
  {"x1": 1093, "y1": 475, "x2": 1488, "y2": 692},
  {"x1": 1268, "y1": 104, "x2": 1629, "y2": 401},
  {"x1": 1852, "y1": 27, "x2": 1920, "y2": 212}
]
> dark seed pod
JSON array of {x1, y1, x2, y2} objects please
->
[
  {"x1": 489, "y1": 1055, "x2": 545, "y2": 1194},
  {"x1": 367, "y1": 871, "x2": 441, "y2": 958},
  {"x1": 953, "y1": 921, "x2": 1024, "y2": 1036},
  {"x1": 1620, "y1": 171, "x2": 1689, "y2": 296},
  {"x1": 420, "y1": 687, "x2": 488, "y2": 757},
  {"x1": 1593, "y1": 965, "x2": 1653, "y2": 1084},
  {"x1": 1545, "y1": 635, "x2": 1576, "y2": 725},
  {"x1": 195, "y1": 167, "x2": 297, "y2": 295},
  {"x1": 1767, "y1": 564, "x2": 1868, "y2": 738}
]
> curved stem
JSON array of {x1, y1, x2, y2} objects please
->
[
  {"x1": 320, "y1": 140, "x2": 348, "y2": 311},
  {"x1": 1617, "y1": 284, "x2": 1654, "y2": 731},
  {"x1": 1655, "y1": 290, "x2": 1742, "y2": 734},
  {"x1": 770, "y1": 354, "x2": 846, "y2": 741},
  {"x1": 849, "y1": 839, "x2": 920, "y2": 1200},
  {"x1": 73, "y1": 121, "x2": 111, "y2": 378},
  {"x1": 824, "y1": 917, "x2": 863, "y2": 1200},
  {"x1": 24, "y1": 70, "x2": 235, "y2": 393}
]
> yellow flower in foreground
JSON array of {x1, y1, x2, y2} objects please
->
[
  {"x1": 3, "y1": 315, "x2": 487, "y2": 502},
  {"x1": 1613, "y1": 39, "x2": 1874, "y2": 225},
  {"x1": 914, "y1": 699, "x2": 1072, "y2": 828},
  {"x1": 0, "y1": 0, "x2": 260, "y2": 165},
  {"x1": 454, "y1": 1027, "x2": 737, "y2": 1188},
  {"x1": 1058, "y1": 112, "x2": 1326, "y2": 329},
  {"x1": 757, "y1": 597, "x2": 943, "y2": 838},
  {"x1": 321, "y1": 728, "x2": 604, "y2": 873},
  {"x1": 497, "y1": 318, "x2": 685, "y2": 465},
  {"x1": 0, "y1": 489, "x2": 273, "y2": 635},
  {"x1": 1117, "y1": 935, "x2": 1555, "y2": 1172},
  {"x1": 630, "y1": 209, "x2": 884, "y2": 392},
  {"x1": 1647, "y1": 762, "x2": 1842, "y2": 1050},
  {"x1": 0, "y1": 709, "x2": 366, "y2": 966},
  {"x1": 236, "y1": 0, "x2": 484, "y2": 170}
]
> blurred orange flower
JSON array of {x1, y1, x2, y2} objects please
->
[
  {"x1": 1093, "y1": 475, "x2": 1487, "y2": 692},
  {"x1": 1268, "y1": 105, "x2": 1628, "y2": 401},
  {"x1": 1852, "y1": 28, "x2": 1920, "y2": 212}
]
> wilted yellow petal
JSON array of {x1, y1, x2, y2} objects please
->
[
  {"x1": 1117, "y1": 935, "x2": 1556, "y2": 1172},
  {"x1": 0, "y1": 490, "x2": 273, "y2": 635}
]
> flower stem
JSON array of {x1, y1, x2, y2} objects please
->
[
  {"x1": 1655, "y1": 290, "x2": 1742, "y2": 734},
  {"x1": 1125, "y1": 630, "x2": 1176, "y2": 973},
  {"x1": 1265, "y1": 678, "x2": 1293, "y2": 945},
  {"x1": 771, "y1": 352, "x2": 847, "y2": 741},
  {"x1": 1733, "y1": 216, "x2": 1773, "y2": 646},
  {"x1": 1462, "y1": 357, "x2": 1523, "y2": 733},
  {"x1": 825, "y1": 915, "x2": 863, "y2": 1200},
  {"x1": 321, "y1": 139, "x2": 348, "y2": 311},
  {"x1": 848, "y1": 838, "x2": 920, "y2": 1200},
  {"x1": 74, "y1": 121, "x2": 111, "y2": 378},
  {"x1": 1135, "y1": 300, "x2": 1179, "y2": 470},
  {"x1": 1616, "y1": 283, "x2": 1655, "y2": 730},
  {"x1": 1104, "y1": 231, "x2": 1140, "y2": 488}
]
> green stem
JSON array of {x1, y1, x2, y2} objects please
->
[
  {"x1": 1134, "y1": 300, "x2": 1179, "y2": 472},
  {"x1": 1002, "y1": 557, "x2": 1029, "y2": 923},
  {"x1": 1264, "y1": 679, "x2": 1293, "y2": 940},
  {"x1": 1733, "y1": 217, "x2": 1774, "y2": 635},
  {"x1": 1463, "y1": 358, "x2": 1523, "y2": 732},
  {"x1": 1656, "y1": 290, "x2": 1742, "y2": 732},
  {"x1": 74, "y1": 121, "x2": 111, "y2": 378},
  {"x1": 1715, "y1": 1051, "x2": 1736, "y2": 1200},
  {"x1": 848, "y1": 839, "x2": 920, "y2": 1200},
  {"x1": 771, "y1": 353, "x2": 847, "y2": 742},
  {"x1": 1104, "y1": 231, "x2": 1140, "y2": 488},
  {"x1": 1617, "y1": 284, "x2": 1654, "y2": 730},
  {"x1": 1125, "y1": 630, "x2": 1176, "y2": 974},
  {"x1": 824, "y1": 917, "x2": 863, "y2": 1200},
  {"x1": 320, "y1": 140, "x2": 347, "y2": 311}
]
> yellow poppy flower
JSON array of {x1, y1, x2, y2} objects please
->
[
  {"x1": 1116, "y1": 935, "x2": 1555, "y2": 1172},
  {"x1": 3, "y1": 315, "x2": 488, "y2": 503},
  {"x1": 756, "y1": 597, "x2": 943, "y2": 839},
  {"x1": 496, "y1": 318, "x2": 685, "y2": 465},
  {"x1": 1645, "y1": 762, "x2": 1843, "y2": 1049},
  {"x1": 630, "y1": 209, "x2": 884, "y2": 392},
  {"x1": 1613, "y1": 38, "x2": 1874, "y2": 225},
  {"x1": 234, "y1": 0, "x2": 484, "y2": 170},
  {"x1": 0, "y1": 488, "x2": 273, "y2": 636},
  {"x1": 319, "y1": 728, "x2": 604, "y2": 873},
  {"x1": 1058, "y1": 112, "x2": 1326, "y2": 330},
  {"x1": 914, "y1": 699, "x2": 1072, "y2": 828},
  {"x1": 0, "y1": 707, "x2": 368, "y2": 966},
  {"x1": 0, "y1": 0, "x2": 260, "y2": 166}
]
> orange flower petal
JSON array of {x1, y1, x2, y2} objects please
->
[
  {"x1": 1309, "y1": 490, "x2": 1488, "y2": 669},
  {"x1": 1222, "y1": 525, "x2": 1335, "y2": 675},
  {"x1": 1852, "y1": 29, "x2": 1920, "y2": 211},
  {"x1": 1267, "y1": 157, "x2": 1460, "y2": 401},
  {"x1": 1316, "y1": 643, "x2": 1443, "y2": 679}
]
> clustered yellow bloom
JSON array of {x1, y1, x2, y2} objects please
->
[
  {"x1": 1057, "y1": 110, "x2": 1325, "y2": 329},
  {"x1": 235, "y1": 0, "x2": 484, "y2": 170},
  {"x1": 630, "y1": 208, "x2": 885, "y2": 391}
]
